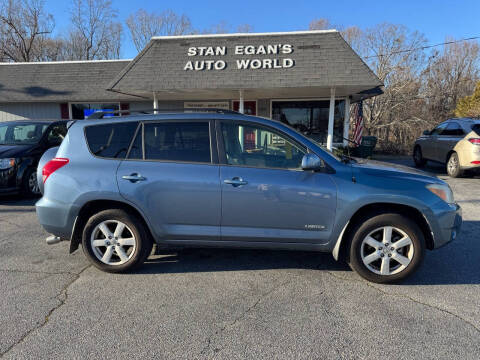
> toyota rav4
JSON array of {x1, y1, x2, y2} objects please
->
[{"x1": 36, "y1": 111, "x2": 462, "y2": 283}]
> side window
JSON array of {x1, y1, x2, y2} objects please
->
[
  {"x1": 85, "y1": 122, "x2": 138, "y2": 159},
  {"x1": 221, "y1": 122, "x2": 306, "y2": 170},
  {"x1": 444, "y1": 122, "x2": 464, "y2": 136},
  {"x1": 143, "y1": 122, "x2": 211, "y2": 163},
  {"x1": 46, "y1": 124, "x2": 67, "y2": 146},
  {"x1": 431, "y1": 123, "x2": 448, "y2": 136}
]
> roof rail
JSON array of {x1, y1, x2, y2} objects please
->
[{"x1": 86, "y1": 108, "x2": 240, "y2": 119}]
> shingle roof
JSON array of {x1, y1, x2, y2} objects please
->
[
  {"x1": 0, "y1": 60, "x2": 143, "y2": 102},
  {"x1": 108, "y1": 30, "x2": 383, "y2": 96}
]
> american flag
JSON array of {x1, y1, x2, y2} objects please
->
[{"x1": 352, "y1": 101, "x2": 364, "y2": 147}]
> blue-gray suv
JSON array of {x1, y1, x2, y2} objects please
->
[{"x1": 36, "y1": 112, "x2": 462, "y2": 283}]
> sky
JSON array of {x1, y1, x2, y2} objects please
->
[{"x1": 44, "y1": 0, "x2": 480, "y2": 59}]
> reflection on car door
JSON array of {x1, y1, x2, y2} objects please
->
[
  {"x1": 218, "y1": 121, "x2": 337, "y2": 244},
  {"x1": 116, "y1": 120, "x2": 222, "y2": 241},
  {"x1": 436, "y1": 122, "x2": 464, "y2": 163}
]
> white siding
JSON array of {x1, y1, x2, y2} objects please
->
[{"x1": 0, "y1": 103, "x2": 61, "y2": 121}]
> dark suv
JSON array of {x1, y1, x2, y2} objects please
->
[{"x1": 0, "y1": 120, "x2": 67, "y2": 196}]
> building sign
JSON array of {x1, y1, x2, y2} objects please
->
[
  {"x1": 184, "y1": 44, "x2": 295, "y2": 71},
  {"x1": 184, "y1": 101, "x2": 230, "y2": 110}
]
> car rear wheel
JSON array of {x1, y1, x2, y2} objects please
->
[
  {"x1": 413, "y1": 146, "x2": 427, "y2": 167},
  {"x1": 82, "y1": 209, "x2": 153, "y2": 273},
  {"x1": 446, "y1": 152, "x2": 463, "y2": 178},
  {"x1": 347, "y1": 213, "x2": 425, "y2": 283}
]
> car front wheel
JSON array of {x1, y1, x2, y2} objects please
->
[
  {"x1": 347, "y1": 213, "x2": 425, "y2": 283},
  {"x1": 413, "y1": 146, "x2": 426, "y2": 167},
  {"x1": 82, "y1": 209, "x2": 153, "y2": 273}
]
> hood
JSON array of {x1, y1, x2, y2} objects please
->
[
  {"x1": 0, "y1": 144, "x2": 33, "y2": 158},
  {"x1": 352, "y1": 159, "x2": 443, "y2": 184}
]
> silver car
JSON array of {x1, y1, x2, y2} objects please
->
[{"x1": 413, "y1": 118, "x2": 480, "y2": 177}]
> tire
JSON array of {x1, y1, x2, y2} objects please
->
[
  {"x1": 22, "y1": 167, "x2": 41, "y2": 197},
  {"x1": 347, "y1": 213, "x2": 425, "y2": 284},
  {"x1": 446, "y1": 152, "x2": 463, "y2": 178},
  {"x1": 413, "y1": 146, "x2": 427, "y2": 168},
  {"x1": 82, "y1": 209, "x2": 153, "y2": 273}
]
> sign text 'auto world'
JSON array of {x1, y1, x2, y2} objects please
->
[{"x1": 183, "y1": 44, "x2": 295, "y2": 71}]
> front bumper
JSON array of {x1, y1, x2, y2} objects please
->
[
  {"x1": 426, "y1": 202, "x2": 462, "y2": 249},
  {"x1": 0, "y1": 167, "x2": 19, "y2": 194}
]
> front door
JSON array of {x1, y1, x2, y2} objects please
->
[
  {"x1": 117, "y1": 120, "x2": 221, "y2": 241},
  {"x1": 218, "y1": 120, "x2": 337, "y2": 244}
]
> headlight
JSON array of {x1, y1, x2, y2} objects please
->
[
  {"x1": 426, "y1": 183, "x2": 454, "y2": 204},
  {"x1": 0, "y1": 158, "x2": 15, "y2": 170}
]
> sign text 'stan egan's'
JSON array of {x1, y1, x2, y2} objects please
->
[{"x1": 183, "y1": 44, "x2": 295, "y2": 71}]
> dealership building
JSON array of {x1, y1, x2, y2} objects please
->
[{"x1": 0, "y1": 30, "x2": 382, "y2": 148}]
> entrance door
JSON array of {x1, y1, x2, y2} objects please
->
[
  {"x1": 232, "y1": 100, "x2": 256, "y2": 115},
  {"x1": 218, "y1": 120, "x2": 337, "y2": 244}
]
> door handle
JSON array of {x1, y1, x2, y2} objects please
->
[
  {"x1": 122, "y1": 173, "x2": 146, "y2": 183},
  {"x1": 224, "y1": 177, "x2": 248, "y2": 187}
]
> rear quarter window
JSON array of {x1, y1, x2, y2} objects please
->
[{"x1": 85, "y1": 122, "x2": 138, "y2": 159}]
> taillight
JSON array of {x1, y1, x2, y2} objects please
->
[
  {"x1": 42, "y1": 158, "x2": 69, "y2": 183},
  {"x1": 471, "y1": 161, "x2": 480, "y2": 165},
  {"x1": 468, "y1": 138, "x2": 480, "y2": 145}
]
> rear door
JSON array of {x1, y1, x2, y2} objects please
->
[
  {"x1": 436, "y1": 122, "x2": 465, "y2": 163},
  {"x1": 217, "y1": 120, "x2": 337, "y2": 244},
  {"x1": 116, "y1": 120, "x2": 221, "y2": 241}
]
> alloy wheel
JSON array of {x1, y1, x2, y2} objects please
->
[
  {"x1": 90, "y1": 220, "x2": 137, "y2": 265},
  {"x1": 360, "y1": 226, "x2": 414, "y2": 276},
  {"x1": 28, "y1": 171, "x2": 40, "y2": 194},
  {"x1": 447, "y1": 154, "x2": 459, "y2": 175}
]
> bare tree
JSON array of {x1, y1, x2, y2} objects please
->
[
  {"x1": 309, "y1": 18, "x2": 336, "y2": 31},
  {"x1": 0, "y1": 0, "x2": 54, "y2": 62},
  {"x1": 126, "y1": 9, "x2": 192, "y2": 52},
  {"x1": 65, "y1": 0, "x2": 122, "y2": 60},
  {"x1": 237, "y1": 23, "x2": 253, "y2": 33},
  {"x1": 422, "y1": 39, "x2": 480, "y2": 122}
]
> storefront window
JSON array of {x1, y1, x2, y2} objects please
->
[
  {"x1": 271, "y1": 100, "x2": 345, "y2": 144},
  {"x1": 71, "y1": 103, "x2": 120, "y2": 120}
]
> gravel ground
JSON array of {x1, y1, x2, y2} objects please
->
[{"x1": 0, "y1": 158, "x2": 479, "y2": 359}]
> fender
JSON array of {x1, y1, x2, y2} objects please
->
[{"x1": 329, "y1": 196, "x2": 433, "y2": 261}]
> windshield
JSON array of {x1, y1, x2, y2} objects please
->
[
  {"x1": 0, "y1": 123, "x2": 49, "y2": 145},
  {"x1": 307, "y1": 137, "x2": 344, "y2": 162}
]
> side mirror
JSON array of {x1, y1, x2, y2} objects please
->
[
  {"x1": 423, "y1": 130, "x2": 431, "y2": 135},
  {"x1": 301, "y1": 153, "x2": 323, "y2": 171}
]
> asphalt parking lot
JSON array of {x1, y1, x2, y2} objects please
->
[{"x1": 0, "y1": 158, "x2": 479, "y2": 359}]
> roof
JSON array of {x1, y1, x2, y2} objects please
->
[
  {"x1": 0, "y1": 119, "x2": 65, "y2": 124},
  {"x1": 108, "y1": 30, "x2": 383, "y2": 99},
  {"x1": 0, "y1": 60, "x2": 143, "y2": 103}
]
